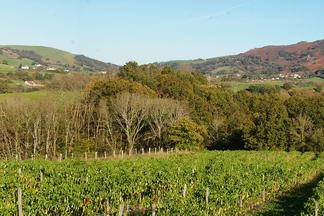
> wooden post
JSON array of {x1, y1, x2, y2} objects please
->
[
  {"x1": 95, "y1": 152, "x2": 98, "y2": 160},
  {"x1": 262, "y1": 174, "x2": 266, "y2": 202},
  {"x1": 118, "y1": 204, "x2": 124, "y2": 216},
  {"x1": 239, "y1": 194, "x2": 243, "y2": 208},
  {"x1": 315, "y1": 200, "x2": 319, "y2": 216},
  {"x1": 59, "y1": 154, "x2": 62, "y2": 162},
  {"x1": 104, "y1": 151, "x2": 107, "y2": 159},
  {"x1": 105, "y1": 199, "x2": 110, "y2": 216},
  {"x1": 113, "y1": 150, "x2": 116, "y2": 158},
  {"x1": 149, "y1": 148, "x2": 151, "y2": 155},
  {"x1": 65, "y1": 150, "x2": 67, "y2": 160},
  {"x1": 15, "y1": 154, "x2": 19, "y2": 161},
  {"x1": 154, "y1": 148, "x2": 157, "y2": 154},
  {"x1": 17, "y1": 187, "x2": 23, "y2": 216},
  {"x1": 142, "y1": 148, "x2": 144, "y2": 155},
  {"x1": 205, "y1": 187, "x2": 209, "y2": 205},
  {"x1": 45, "y1": 154, "x2": 48, "y2": 160},
  {"x1": 85, "y1": 152, "x2": 88, "y2": 161},
  {"x1": 182, "y1": 184, "x2": 187, "y2": 198},
  {"x1": 160, "y1": 147, "x2": 163, "y2": 153},
  {"x1": 152, "y1": 203, "x2": 156, "y2": 216},
  {"x1": 121, "y1": 150, "x2": 124, "y2": 158},
  {"x1": 40, "y1": 171, "x2": 43, "y2": 182}
]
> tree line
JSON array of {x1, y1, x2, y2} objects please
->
[{"x1": 0, "y1": 62, "x2": 323, "y2": 158}]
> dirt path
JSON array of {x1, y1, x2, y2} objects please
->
[{"x1": 253, "y1": 173, "x2": 323, "y2": 216}]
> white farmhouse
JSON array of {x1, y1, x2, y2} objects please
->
[
  {"x1": 293, "y1": 74, "x2": 301, "y2": 79},
  {"x1": 21, "y1": 65, "x2": 30, "y2": 70},
  {"x1": 24, "y1": 81, "x2": 44, "y2": 87},
  {"x1": 47, "y1": 67, "x2": 57, "y2": 71}
]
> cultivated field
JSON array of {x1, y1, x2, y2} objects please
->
[{"x1": 1, "y1": 151, "x2": 323, "y2": 215}]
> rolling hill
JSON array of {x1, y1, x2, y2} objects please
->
[
  {"x1": 0, "y1": 45, "x2": 118, "y2": 72},
  {"x1": 158, "y1": 39, "x2": 324, "y2": 78}
]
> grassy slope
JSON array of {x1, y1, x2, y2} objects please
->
[
  {"x1": 0, "y1": 64, "x2": 16, "y2": 73},
  {"x1": 0, "y1": 53, "x2": 34, "y2": 67},
  {"x1": 0, "y1": 45, "x2": 76, "y2": 66}
]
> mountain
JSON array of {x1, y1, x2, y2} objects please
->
[
  {"x1": 158, "y1": 39, "x2": 324, "y2": 78},
  {"x1": 0, "y1": 45, "x2": 118, "y2": 72}
]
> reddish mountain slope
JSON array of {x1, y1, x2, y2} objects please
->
[
  {"x1": 160, "y1": 39, "x2": 324, "y2": 78},
  {"x1": 243, "y1": 40, "x2": 324, "y2": 73}
]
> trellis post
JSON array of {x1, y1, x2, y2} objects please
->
[{"x1": 17, "y1": 187, "x2": 23, "y2": 216}]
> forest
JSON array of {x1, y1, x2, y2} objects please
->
[{"x1": 0, "y1": 61, "x2": 323, "y2": 159}]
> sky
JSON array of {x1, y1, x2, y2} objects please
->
[{"x1": 0, "y1": 0, "x2": 324, "y2": 65}]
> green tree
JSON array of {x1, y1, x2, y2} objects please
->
[
  {"x1": 166, "y1": 117, "x2": 206, "y2": 150},
  {"x1": 243, "y1": 94, "x2": 289, "y2": 150},
  {"x1": 289, "y1": 114, "x2": 314, "y2": 151}
]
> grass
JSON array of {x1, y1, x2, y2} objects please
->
[
  {"x1": 0, "y1": 90, "x2": 81, "y2": 101},
  {"x1": 0, "y1": 45, "x2": 76, "y2": 66},
  {"x1": 222, "y1": 78, "x2": 324, "y2": 92},
  {"x1": 0, "y1": 64, "x2": 16, "y2": 73},
  {"x1": 0, "y1": 53, "x2": 35, "y2": 67}
]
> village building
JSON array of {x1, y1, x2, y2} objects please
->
[{"x1": 24, "y1": 81, "x2": 44, "y2": 87}]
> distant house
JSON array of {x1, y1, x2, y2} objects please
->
[
  {"x1": 64, "y1": 69, "x2": 70, "y2": 72},
  {"x1": 35, "y1": 64, "x2": 43, "y2": 67},
  {"x1": 47, "y1": 67, "x2": 57, "y2": 71},
  {"x1": 293, "y1": 74, "x2": 301, "y2": 79},
  {"x1": 21, "y1": 65, "x2": 30, "y2": 70},
  {"x1": 24, "y1": 81, "x2": 44, "y2": 87},
  {"x1": 100, "y1": 71, "x2": 107, "y2": 74}
]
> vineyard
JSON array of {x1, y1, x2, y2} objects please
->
[
  {"x1": 0, "y1": 151, "x2": 323, "y2": 215},
  {"x1": 301, "y1": 172, "x2": 324, "y2": 216}
]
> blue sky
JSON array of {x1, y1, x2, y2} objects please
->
[{"x1": 0, "y1": 0, "x2": 323, "y2": 65}]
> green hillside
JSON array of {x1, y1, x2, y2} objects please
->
[
  {"x1": 0, "y1": 45, "x2": 76, "y2": 66},
  {"x1": 0, "y1": 45, "x2": 118, "y2": 71},
  {"x1": 0, "y1": 64, "x2": 16, "y2": 73}
]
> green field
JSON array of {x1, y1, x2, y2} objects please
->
[
  {"x1": 0, "y1": 151, "x2": 323, "y2": 215},
  {"x1": 221, "y1": 77, "x2": 324, "y2": 92},
  {"x1": 0, "y1": 64, "x2": 16, "y2": 73},
  {"x1": 0, "y1": 90, "x2": 81, "y2": 101}
]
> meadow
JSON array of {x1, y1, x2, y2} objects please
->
[{"x1": 221, "y1": 77, "x2": 324, "y2": 92}]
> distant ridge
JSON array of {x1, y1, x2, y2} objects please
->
[{"x1": 158, "y1": 39, "x2": 324, "y2": 78}]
